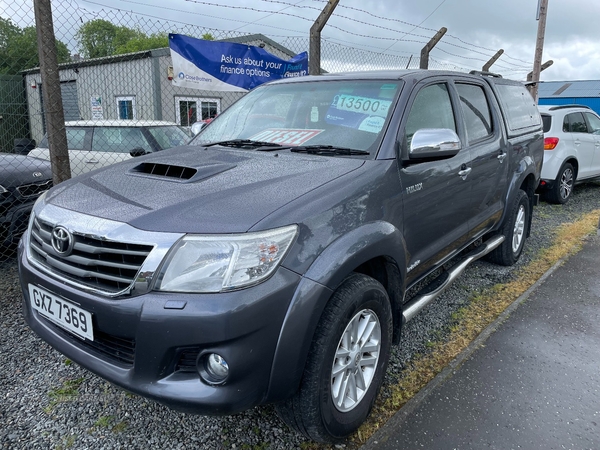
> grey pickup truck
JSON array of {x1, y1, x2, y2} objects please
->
[{"x1": 18, "y1": 70, "x2": 543, "y2": 443}]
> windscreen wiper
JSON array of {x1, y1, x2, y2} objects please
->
[
  {"x1": 204, "y1": 139, "x2": 284, "y2": 149},
  {"x1": 290, "y1": 145, "x2": 370, "y2": 156}
]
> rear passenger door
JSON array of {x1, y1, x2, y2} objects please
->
[
  {"x1": 453, "y1": 80, "x2": 508, "y2": 237},
  {"x1": 398, "y1": 80, "x2": 473, "y2": 280},
  {"x1": 583, "y1": 112, "x2": 600, "y2": 177},
  {"x1": 565, "y1": 112, "x2": 595, "y2": 179},
  {"x1": 29, "y1": 127, "x2": 92, "y2": 176}
]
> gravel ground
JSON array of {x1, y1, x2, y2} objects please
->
[{"x1": 1, "y1": 181, "x2": 600, "y2": 450}]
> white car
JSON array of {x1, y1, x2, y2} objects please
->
[
  {"x1": 537, "y1": 105, "x2": 600, "y2": 203},
  {"x1": 29, "y1": 120, "x2": 191, "y2": 177}
]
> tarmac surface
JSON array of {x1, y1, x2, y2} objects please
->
[{"x1": 362, "y1": 233, "x2": 600, "y2": 450}]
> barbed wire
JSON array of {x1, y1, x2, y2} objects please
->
[
  {"x1": 265, "y1": 0, "x2": 534, "y2": 65},
  {"x1": 178, "y1": 0, "x2": 531, "y2": 70}
]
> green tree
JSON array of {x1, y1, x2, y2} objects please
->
[
  {"x1": 0, "y1": 17, "x2": 70, "y2": 74},
  {"x1": 115, "y1": 32, "x2": 169, "y2": 54},
  {"x1": 76, "y1": 19, "x2": 143, "y2": 58},
  {"x1": 76, "y1": 19, "x2": 119, "y2": 58},
  {"x1": 201, "y1": 33, "x2": 215, "y2": 41},
  {"x1": 77, "y1": 19, "x2": 170, "y2": 58}
]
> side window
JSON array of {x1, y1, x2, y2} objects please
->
[
  {"x1": 66, "y1": 128, "x2": 87, "y2": 150},
  {"x1": 567, "y1": 113, "x2": 588, "y2": 133},
  {"x1": 39, "y1": 128, "x2": 90, "y2": 149},
  {"x1": 494, "y1": 84, "x2": 541, "y2": 132},
  {"x1": 542, "y1": 115, "x2": 552, "y2": 133},
  {"x1": 405, "y1": 83, "x2": 456, "y2": 146},
  {"x1": 562, "y1": 115, "x2": 570, "y2": 132},
  {"x1": 456, "y1": 83, "x2": 493, "y2": 142},
  {"x1": 584, "y1": 112, "x2": 600, "y2": 135},
  {"x1": 92, "y1": 127, "x2": 151, "y2": 153}
]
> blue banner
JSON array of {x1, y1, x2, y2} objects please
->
[{"x1": 169, "y1": 33, "x2": 308, "y2": 92}]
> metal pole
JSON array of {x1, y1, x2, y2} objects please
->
[
  {"x1": 530, "y1": 0, "x2": 549, "y2": 101},
  {"x1": 420, "y1": 28, "x2": 447, "y2": 70},
  {"x1": 34, "y1": 0, "x2": 71, "y2": 183},
  {"x1": 309, "y1": 0, "x2": 339, "y2": 75}
]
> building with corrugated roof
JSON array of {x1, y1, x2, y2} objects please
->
[{"x1": 538, "y1": 80, "x2": 600, "y2": 115}]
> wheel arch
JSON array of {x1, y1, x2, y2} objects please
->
[
  {"x1": 495, "y1": 157, "x2": 538, "y2": 239},
  {"x1": 519, "y1": 172, "x2": 537, "y2": 238},
  {"x1": 562, "y1": 157, "x2": 579, "y2": 180},
  {"x1": 266, "y1": 221, "x2": 407, "y2": 403}
]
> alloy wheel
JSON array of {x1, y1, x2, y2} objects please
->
[{"x1": 331, "y1": 309, "x2": 381, "y2": 412}]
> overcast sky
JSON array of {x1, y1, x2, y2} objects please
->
[{"x1": 6, "y1": 0, "x2": 600, "y2": 81}]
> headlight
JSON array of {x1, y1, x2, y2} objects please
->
[{"x1": 156, "y1": 224, "x2": 298, "y2": 293}]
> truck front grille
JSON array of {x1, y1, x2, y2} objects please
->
[
  {"x1": 17, "y1": 180, "x2": 53, "y2": 198},
  {"x1": 175, "y1": 348, "x2": 200, "y2": 372},
  {"x1": 29, "y1": 217, "x2": 154, "y2": 295},
  {"x1": 44, "y1": 318, "x2": 135, "y2": 366}
]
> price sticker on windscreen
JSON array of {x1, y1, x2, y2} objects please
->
[{"x1": 249, "y1": 129, "x2": 324, "y2": 146}]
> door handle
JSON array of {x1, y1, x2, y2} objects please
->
[
  {"x1": 458, "y1": 167, "x2": 472, "y2": 180},
  {"x1": 497, "y1": 151, "x2": 507, "y2": 163},
  {"x1": 86, "y1": 159, "x2": 99, "y2": 164}
]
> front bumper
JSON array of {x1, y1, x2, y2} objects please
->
[{"x1": 18, "y1": 237, "x2": 302, "y2": 415}]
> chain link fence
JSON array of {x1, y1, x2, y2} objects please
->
[{"x1": 0, "y1": 0, "x2": 473, "y2": 259}]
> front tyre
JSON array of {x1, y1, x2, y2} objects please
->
[
  {"x1": 275, "y1": 273, "x2": 393, "y2": 443},
  {"x1": 488, "y1": 189, "x2": 530, "y2": 266}
]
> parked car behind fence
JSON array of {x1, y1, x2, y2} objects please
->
[
  {"x1": 0, "y1": 153, "x2": 52, "y2": 255},
  {"x1": 28, "y1": 120, "x2": 191, "y2": 177}
]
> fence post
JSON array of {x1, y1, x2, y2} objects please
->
[
  {"x1": 482, "y1": 49, "x2": 504, "y2": 72},
  {"x1": 527, "y1": 60, "x2": 553, "y2": 81},
  {"x1": 34, "y1": 0, "x2": 71, "y2": 183},
  {"x1": 309, "y1": 0, "x2": 339, "y2": 75},
  {"x1": 420, "y1": 27, "x2": 447, "y2": 70}
]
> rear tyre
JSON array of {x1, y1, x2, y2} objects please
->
[
  {"x1": 275, "y1": 273, "x2": 393, "y2": 443},
  {"x1": 547, "y1": 163, "x2": 574, "y2": 204},
  {"x1": 487, "y1": 189, "x2": 529, "y2": 266}
]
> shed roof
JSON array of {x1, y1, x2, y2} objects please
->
[{"x1": 537, "y1": 80, "x2": 600, "y2": 98}]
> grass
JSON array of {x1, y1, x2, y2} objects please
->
[
  {"x1": 48, "y1": 377, "x2": 85, "y2": 400},
  {"x1": 55, "y1": 434, "x2": 76, "y2": 449},
  {"x1": 94, "y1": 415, "x2": 114, "y2": 428},
  {"x1": 111, "y1": 421, "x2": 128, "y2": 433},
  {"x1": 44, "y1": 377, "x2": 85, "y2": 413},
  {"x1": 93, "y1": 414, "x2": 127, "y2": 433},
  {"x1": 350, "y1": 209, "x2": 600, "y2": 446}
]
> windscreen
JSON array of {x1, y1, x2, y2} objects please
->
[{"x1": 191, "y1": 79, "x2": 401, "y2": 153}]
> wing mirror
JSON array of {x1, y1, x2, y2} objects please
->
[
  {"x1": 191, "y1": 122, "x2": 207, "y2": 135},
  {"x1": 130, "y1": 147, "x2": 147, "y2": 157},
  {"x1": 409, "y1": 128, "x2": 461, "y2": 160}
]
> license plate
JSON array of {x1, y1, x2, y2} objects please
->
[{"x1": 29, "y1": 284, "x2": 94, "y2": 341}]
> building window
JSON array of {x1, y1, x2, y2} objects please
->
[
  {"x1": 116, "y1": 96, "x2": 136, "y2": 120},
  {"x1": 175, "y1": 97, "x2": 220, "y2": 127}
]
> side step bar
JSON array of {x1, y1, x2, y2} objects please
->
[{"x1": 402, "y1": 235, "x2": 505, "y2": 322}]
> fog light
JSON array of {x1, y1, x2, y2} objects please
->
[{"x1": 198, "y1": 353, "x2": 229, "y2": 384}]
